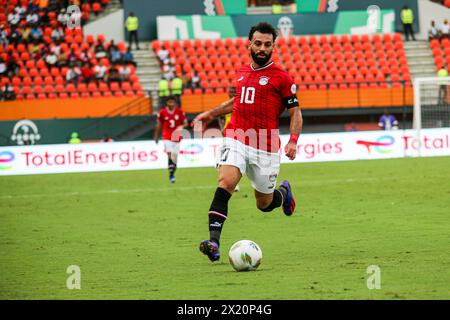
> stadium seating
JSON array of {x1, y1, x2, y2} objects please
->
[
  {"x1": 151, "y1": 33, "x2": 411, "y2": 94},
  {"x1": 1, "y1": 0, "x2": 144, "y2": 100},
  {"x1": 430, "y1": 38, "x2": 450, "y2": 70}
]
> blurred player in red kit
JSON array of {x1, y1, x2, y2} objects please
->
[
  {"x1": 154, "y1": 96, "x2": 188, "y2": 183},
  {"x1": 193, "y1": 22, "x2": 303, "y2": 262}
]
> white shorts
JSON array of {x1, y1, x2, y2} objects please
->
[
  {"x1": 163, "y1": 140, "x2": 180, "y2": 154},
  {"x1": 216, "y1": 138, "x2": 280, "y2": 194}
]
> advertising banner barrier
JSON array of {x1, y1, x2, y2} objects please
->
[{"x1": 1, "y1": 129, "x2": 449, "y2": 176}]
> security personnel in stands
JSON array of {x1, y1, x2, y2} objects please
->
[
  {"x1": 158, "y1": 77, "x2": 170, "y2": 108},
  {"x1": 401, "y1": 5, "x2": 416, "y2": 41},
  {"x1": 437, "y1": 66, "x2": 449, "y2": 105},
  {"x1": 171, "y1": 75, "x2": 183, "y2": 107},
  {"x1": 125, "y1": 12, "x2": 140, "y2": 50}
]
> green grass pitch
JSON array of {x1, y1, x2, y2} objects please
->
[{"x1": 1, "y1": 157, "x2": 449, "y2": 299}]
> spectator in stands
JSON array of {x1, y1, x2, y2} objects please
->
[
  {"x1": 8, "y1": 10, "x2": 21, "y2": 27},
  {"x1": 81, "y1": 63, "x2": 94, "y2": 84},
  {"x1": 157, "y1": 47, "x2": 169, "y2": 66},
  {"x1": 125, "y1": 12, "x2": 140, "y2": 50},
  {"x1": 119, "y1": 64, "x2": 131, "y2": 82},
  {"x1": 45, "y1": 50, "x2": 58, "y2": 68},
  {"x1": 94, "y1": 40, "x2": 107, "y2": 59},
  {"x1": 57, "y1": 49, "x2": 68, "y2": 67},
  {"x1": 0, "y1": 58, "x2": 6, "y2": 77},
  {"x1": 428, "y1": 21, "x2": 440, "y2": 40},
  {"x1": 29, "y1": 41, "x2": 41, "y2": 58},
  {"x1": 378, "y1": 110, "x2": 399, "y2": 130},
  {"x1": 26, "y1": 9, "x2": 40, "y2": 26},
  {"x1": 400, "y1": 5, "x2": 416, "y2": 41},
  {"x1": 66, "y1": 63, "x2": 81, "y2": 84},
  {"x1": 21, "y1": 26, "x2": 32, "y2": 44},
  {"x1": 0, "y1": 25, "x2": 7, "y2": 49},
  {"x1": 8, "y1": 27, "x2": 21, "y2": 46},
  {"x1": 190, "y1": 71, "x2": 200, "y2": 90},
  {"x1": 122, "y1": 47, "x2": 136, "y2": 66},
  {"x1": 67, "y1": 49, "x2": 79, "y2": 65},
  {"x1": 51, "y1": 26, "x2": 64, "y2": 42},
  {"x1": 162, "y1": 60, "x2": 175, "y2": 81},
  {"x1": 107, "y1": 65, "x2": 122, "y2": 85},
  {"x1": 440, "y1": 19, "x2": 450, "y2": 39},
  {"x1": 0, "y1": 83, "x2": 16, "y2": 101},
  {"x1": 94, "y1": 60, "x2": 107, "y2": 83},
  {"x1": 5, "y1": 51, "x2": 19, "y2": 77},
  {"x1": 30, "y1": 26, "x2": 43, "y2": 42},
  {"x1": 57, "y1": 8, "x2": 69, "y2": 26},
  {"x1": 107, "y1": 40, "x2": 121, "y2": 64},
  {"x1": 80, "y1": 48, "x2": 93, "y2": 64}
]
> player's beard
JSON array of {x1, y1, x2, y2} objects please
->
[{"x1": 251, "y1": 50, "x2": 272, "y2": 67}]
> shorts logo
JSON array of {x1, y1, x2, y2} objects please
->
[
  {"x1": 269, "y1": 173, "x2": 278, "y2": 182},
  {"x1": 259, "y1": 76, "x2": 269, "y2": 86}
]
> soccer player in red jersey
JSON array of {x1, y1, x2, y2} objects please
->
[
  {"x1": 193, "y1": 22, "x2": 303, "y2": 262},
  {"x1": 154, "y1": 96, "x2": 188, "y2": 183}
]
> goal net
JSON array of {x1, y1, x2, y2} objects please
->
[{"x1": 412, "y1": 77, "x2": 450, "y2": 156}]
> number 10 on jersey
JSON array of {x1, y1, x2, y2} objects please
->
[{"x1": 240, "y1": 86, "x2": 255, "y2": 104}]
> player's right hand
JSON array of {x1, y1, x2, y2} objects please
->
[{"x1": 192, "y1": 111, "x2": 214, "y2": 131}]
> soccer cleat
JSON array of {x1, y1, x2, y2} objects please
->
[
  {"x1": 199, "y1": 240, "x2": 220, "y2": 262},
  {"x1": 169, "y1": 175, "x2": 175, "y2": 183},
  {"x1": 280, "y1": 180, "x2": 296, "y2": 216}
]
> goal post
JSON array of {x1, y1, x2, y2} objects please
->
[{"x1": 413, "y1": 76, "x2": 450, "y2": 156}]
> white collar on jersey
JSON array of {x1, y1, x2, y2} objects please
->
[{"x1": 250, "y1": 61, "x2": 274, "y2": 71}]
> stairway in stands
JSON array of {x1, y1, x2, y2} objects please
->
[
  {"x1": 403, "y1": 40, "x2": 437, "y2": 81},
  {"x1": 132, "y1": 42, "x2": 162, "y2": 108}
]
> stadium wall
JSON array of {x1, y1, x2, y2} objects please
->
[
  {"x1": 84, "y1": 9, "x2": 125, "y2": 43},
  {"x1": 0, "y1": 97, "x2": 149, "y2": 121},
  {"x1": 1, "y1": 128, "x2": 449, "y2": 176},
  {"x1": 0, "y1": 117, "x2": 150, "y2": 146}
]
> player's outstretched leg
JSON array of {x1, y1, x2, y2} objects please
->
[{"x1": 280, "y1": 180, "x2": 296, "y2": 216}]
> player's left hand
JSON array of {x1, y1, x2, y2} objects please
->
[{"x1": 284, "y1": 141, "x2": 297, "y2": 160}]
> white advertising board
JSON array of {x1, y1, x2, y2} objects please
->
[{"x1": 1, "y1": 129, "x2": 449, "y2": 176}]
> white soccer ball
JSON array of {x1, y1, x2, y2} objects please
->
[{"x1": 228, "y1": 240, "x2": 262, "y2": 272}]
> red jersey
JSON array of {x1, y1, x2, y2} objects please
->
[
  {"x1": 157, "y1": 106, "x2": 186, "y2": 141},
  {"x1": 224, "y1": 62, "x2": 299, "y2": 153}
]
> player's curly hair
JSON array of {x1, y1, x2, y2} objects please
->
[{"x1": 248, "y1": 22, "x2": 278, "y2": 42}]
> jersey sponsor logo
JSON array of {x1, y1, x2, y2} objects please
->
[
  {"x1": 259, "y1": 76, "x2": 269, "y2": 86},
  {"x1": 237, "y1": 76, "x2": 244, "y2": 82}
]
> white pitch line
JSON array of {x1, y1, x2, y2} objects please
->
[{"x1": 0, "y1": 177, "x2": 396, "y2": 200}]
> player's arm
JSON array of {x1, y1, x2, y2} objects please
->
[
  {"x1": 192, "y1": 98, "x2": 234, "y2": 130},
  {"x1": 154, "y1": 118, "x2": 162, "y2": 144},
  {"x1": 285, "y1": 107, "x2": 303, "y2": 161}
]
